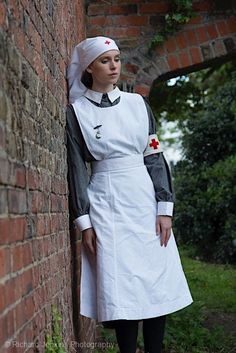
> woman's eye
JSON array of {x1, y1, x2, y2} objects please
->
[{"x1": 101, "y1": 60, "x2": 108, "y2": 64}]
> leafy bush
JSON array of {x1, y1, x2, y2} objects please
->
[{"x1": 173, "y1": 73, "x2": 236, "y2": 263}]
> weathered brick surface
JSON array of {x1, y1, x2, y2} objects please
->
[
  {"x1": 0, "y1": 0, "x2": 90, "y2": 352},
  {"x1": 87, "y1": 0, "x2": 236, "y2": 95}
]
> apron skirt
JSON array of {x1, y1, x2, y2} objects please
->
[{"x1": 80, "y1": 154, "x2": 193, "y2": 322}]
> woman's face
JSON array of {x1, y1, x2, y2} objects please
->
[{"x1": 86, "y1": 50, "x2": 121, "y2": 91}]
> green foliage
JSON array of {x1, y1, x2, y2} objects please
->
[
  {"x1": 150, "y1": 0, "x2": 196, "y2": 50},
  {"x1": 173, "y1": 71, "x2": 236, "y2": 264},
  {"x1": 150, "y1": 61, "x2": 236, "y2": 126},
  {"x1": 45, "y1": 306, "x2": 66, "y2": 353}
]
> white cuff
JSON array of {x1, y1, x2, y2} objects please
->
[
  {"x1": 157, "y1": 202, "x2": 174, "y2": 217},
  {"x1": 74, "y1": 214, "x2": 92, "y2": 232}
]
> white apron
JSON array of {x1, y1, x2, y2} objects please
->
[{"x1": 72, "y1": 92, "x2": 193, "y2": 322}]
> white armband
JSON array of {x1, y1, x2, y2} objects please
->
[{"x1": 144, "y1": 134, "x2": 163, "y2": 157}]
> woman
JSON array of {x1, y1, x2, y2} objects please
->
[{"x1": 66, "y1": 36, "x2": 193, "y2": 353}]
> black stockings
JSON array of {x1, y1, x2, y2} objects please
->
[{"x1": 114, "y1": 316, "x2": 166, "y2": 353}]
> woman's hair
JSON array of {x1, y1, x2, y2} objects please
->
[{"x1": 81, "y1": 70, "x2": 93, "y2": 89}]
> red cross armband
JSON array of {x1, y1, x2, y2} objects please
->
[{"x1": 143, "y1": 134, "x2": 163, "y2": 157}]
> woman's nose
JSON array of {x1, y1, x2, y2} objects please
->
[{"x1": 110, "y1": 60, "x2": 118, "y2": 69}]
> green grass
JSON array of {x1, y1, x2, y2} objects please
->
[{"x1": 95, "y1": 247, "x2": 236, "y2": 353}]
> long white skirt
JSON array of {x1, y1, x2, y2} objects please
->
[{"x1": 80, "y1": 155, "x2": 193, "y2": 322}]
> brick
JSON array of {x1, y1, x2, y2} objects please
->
[
  {"x1": 11, "y1": 244, "x2": 23, "y2": 272},
  {"x1": 88, "y1": 16, "x2": 112, "y2": 27},
  {"x1": 139, "y1": 2, "x2": 169, "y2": 13},
  {"x1": 125, "y1": 63, "x2": 139, "y2": 74},
  {"x1": 187, "y1": 15, "x2": 203, "y2": 25},
  {"x1": 176, "y1": 33, "x2": 188, "y2": 50},
  {"x1": 165, "y1": 38, "x2": 177, "y2": 53},
  {"x1": 108, "y1": 4, "x2": 137, "y2": 15},
  {"x1": 193, "y1": 1, "x2": 212, "y2": 11},
  {"x1": 6, "y1": 307, "x2": 14, "y2": 337},
  {"x1": 113, "y1": 15, "x2": 148, "y2": 26},
  {"x1": 36, "y1": 215, "x2": 46, "y2": 236},
  {"x1": 30, "y1": 23, "x2": 42, "y2": 55},
  {"x1": 185, "y1": 30, "x2": 198, "y2": 46},
  {"x1": 11, "y1": 217, "x2": 27, "y2": 243},
  {"x1": 0, "y1": 247, "x2": 10, "y2": 277},
  {"x1": 0, "y1": 283, "x2": 5, "y2": 312},
  {"x1": 0, "y1": 314, "x2": 8, "y2": 347},
  {"x1": 29, "y1": 190, "x2": 38, "y2": 213},
  {"x1": 8, "y1": 189, "x2": 27, "y2": 214},
  {"x1": 14, "y1": 301, "x2": 26, "y2": 331},
  {"x1": 134, "y1": 84, "x2": 150, "y2": 97},
  {"x1": 0, "y1": 188, "x2": 7, "y2": 214},
  {"x1": 87, "y1": 4, "x2": 107, "y2": 16},
  {"x1": 27, "y1": 168, "x2": 38, "y2": 190},
  {"x1": 24, "y1": 294, "x2": 34, "y2": 322},
  {"x1": 206, "y1": 23, "x2": 218, "y2": 39},
  {"x1": 190, "y1": 47, "x2": 202, "y2": 64},
  {"x1": 21, "y1": 242, "x2": 33, "y2": 267},
  {"x1": 155, "y1": 44, "x2": 166, "y2": 56},
  {"x1": 227, "y1": 17, "x2": 236, "y2": 33},
  {"x1": 167, "y1": 54, "x2": 180, "y2": 70},
  {"x1": 10, "y1": 162, "x2": 26, "y2": 188},
  {"x1": 0, "y1": 2, "x2": 6, "y2": 27},
  {"x1": 36, "y1": 214, "x2": 50, "y2": 236},
  {"x1": 179, "y1": 51, "x2": 192, "y2": 68},
  {"x1": 117, "y1": 0, "x2": 142, "y2": 2},
  {"x1": 4, "y1": 277, "x2": 18, "y2": 308},
  {"x1": 0, "y1": 218, "x2": 9, "y2": 245},
  {"x1": 217, "y1": 20, "x2": 230, "y2": 37},
  {"x1": 106, "y1": 27, "x2": 140, "y2": 38},
  {"x1": 0, "y1": 122, "x2": 5, "y2": 149},
  {"x1": 196, "y1": 26, "x2": 209, "y2": 43}
]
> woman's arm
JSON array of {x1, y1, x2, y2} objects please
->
[
  {"x1": 66, "y1": 105, "x2": 92, "y2": 231},
  {"x1": 66, "y1": 105, "x2": 97, "y2": 254},
  {"x1": 143, "y1": 99, "x2": 174, "y2": 246}
]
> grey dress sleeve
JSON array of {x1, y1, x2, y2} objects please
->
[
  {"x1": 143, "y1": 100, "x2": 174, "y2": 203},
  {"x1": 66, "y1": 104, "x2": 94, "y2": 228}
]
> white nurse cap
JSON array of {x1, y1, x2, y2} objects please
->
[{"x1": 67, "y1": 36, "x2": 120, "y2": 103}]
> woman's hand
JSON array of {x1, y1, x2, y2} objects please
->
[
  {"x1": 156, "y1": 216, "x2": 172, "y2": 247},
  {"x1": 82, "y1": 227, "x2": 97, "y2": 255}
]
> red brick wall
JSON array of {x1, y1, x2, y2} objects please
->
[
  {"x1": 0, "y1": 1, "x2": 89, "y2": 352},
  {"x1": 87, "y1": 0, "x2": 236, "y2": 95}
]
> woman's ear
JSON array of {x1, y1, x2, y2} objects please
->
[{"x1": 86, "y1": 65, "x2": 92, "y2": 74}]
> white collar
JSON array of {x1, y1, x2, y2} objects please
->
[{"x1": 84, "y1": 87, "x2": 121, "y2": 104}]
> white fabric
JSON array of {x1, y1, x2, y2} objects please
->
[
  {"x1": 72, "y1": 89, "x2": 149, "y2": 160},
  {"x1": 67, "y1": 36, "x2": 119, "y2": 103},
  {"x1": 73, "y1": 90, "x2": 193, "y2": 322},
  {"x1": 144, "y1": 133, "x2": 163, "y2": 156},
  {"x1": 74, "y1": 214, "x2": 92, "y2": 232},
  {"x1": 157, "y1": 201, "x2": 174, "y2": 216},
  {"x1": 84, "y1": 86, "x2": 120, "y2": 104}
]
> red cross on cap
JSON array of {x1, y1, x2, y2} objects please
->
[
  {"x1": 105, "y1": 40, "x2": 111, "y2": 45},
  {"x1": 149, "y1": 138, "x2": 159, "y2": 149}
]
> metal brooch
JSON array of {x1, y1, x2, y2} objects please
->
[{"x1": 94, "y1": 125, "x2": 102, "y2": 139}]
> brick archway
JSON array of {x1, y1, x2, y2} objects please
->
[{"x1": 86, "y1": 0, "x2": 236, "y2": 95}]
